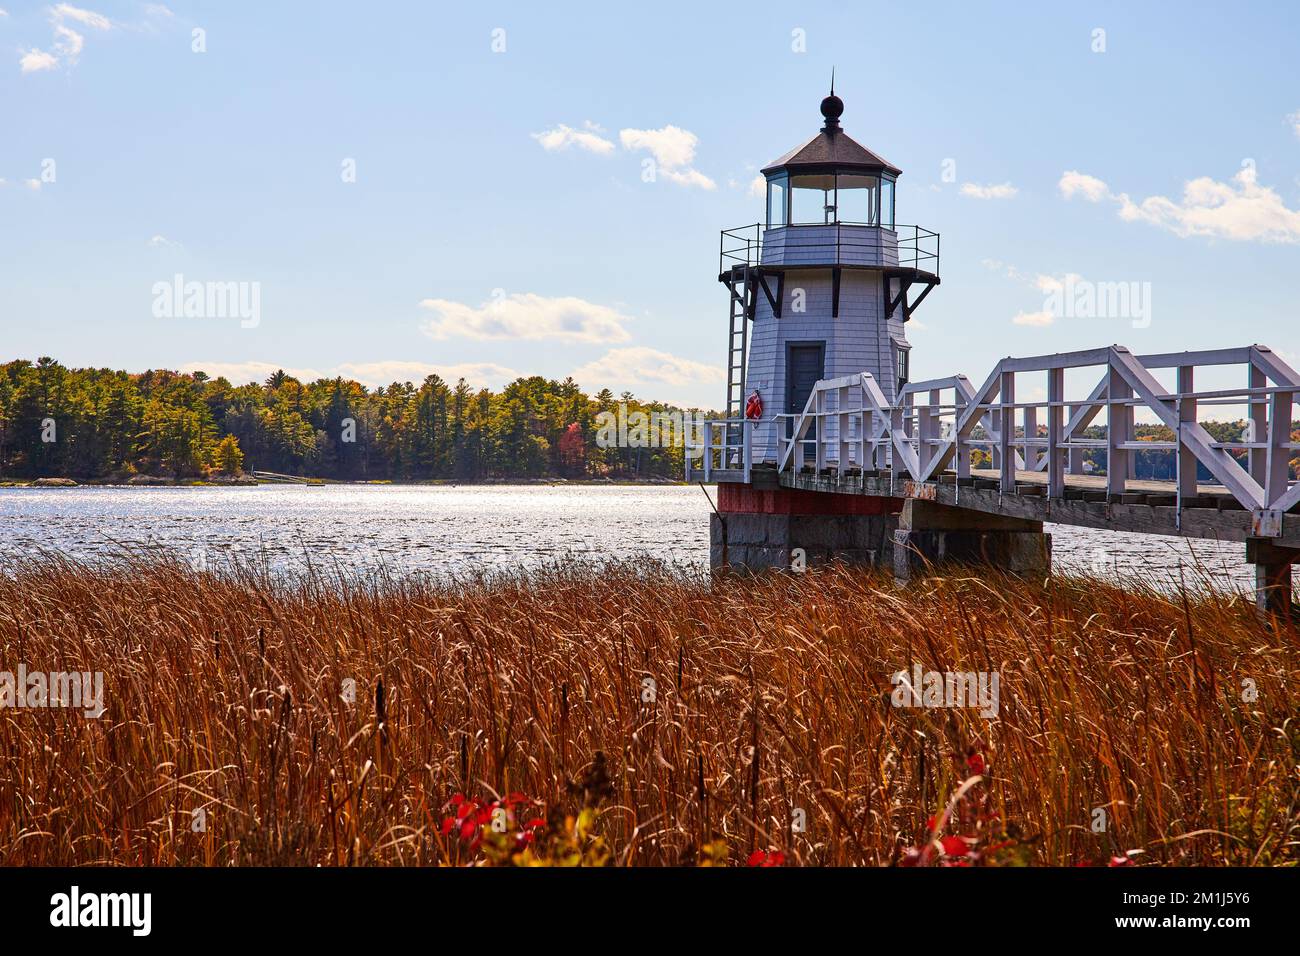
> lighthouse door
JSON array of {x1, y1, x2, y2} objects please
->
[{"x1": 785, "y1": 342, "x2": 826, "y2": 443}]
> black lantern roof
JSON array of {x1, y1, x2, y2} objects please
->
[{"x1": 761, "y1": 93, "x2": 901, "y2": 177}]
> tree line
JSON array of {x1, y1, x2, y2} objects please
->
[{"x1": 0, "y1": 358, "x2": 711, "y2": 482}]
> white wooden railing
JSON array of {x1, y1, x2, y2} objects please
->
[
  {"x1": 768, "y1": 344, "x2": 1300, "y2": 536},
  {"x1": 684, "y1": 419, "x2": 753, "y2": 484}
]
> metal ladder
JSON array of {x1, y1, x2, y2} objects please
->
[{"x1": 723, "y1": 265, "x2": 753, "y2": 467}]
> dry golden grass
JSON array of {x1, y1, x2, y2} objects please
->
[{"x1": 0, "y1": 554, "x2": 1295, "y2": 866}]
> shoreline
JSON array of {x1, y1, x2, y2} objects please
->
[{"x1": 0, "y1": 476, "x2": 692, "y2": 489}]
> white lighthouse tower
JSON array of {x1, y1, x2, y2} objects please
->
[{"x1": 720, "y1": 88, "x2": 940, "y2": 464}]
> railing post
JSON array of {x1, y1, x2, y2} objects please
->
[
  {"x1": 1249, "y1": 365, "x2": 1268, "y2": 486},
  {"x1": 814, "y1": 390, "x2": 827, "y2": 472},
  {"x1": 999, "y1": 370, "x2": 1015, "y2": 493},
  {"x1": 838, "y1": 384, "x2": 850, "y2": 469},
  {"x1": 1047, "y1": 367, "x2": 1064, "y2": 498},
  {"x1": 1023, "y1": 402, "x2": 1038, "y2": 472},
  {"x1": 1066, "y1": 403, "x2": 1083, "y2": 475},
  {"x1": 1107, "y1": 365, "x2": 1132, "y2": 498},
  {"x1": 743, "y1": 418, "x2": 753, "y2": 485},
  {"x1": 929, "y1": 388, "x2": 941, "y2": 476},
  {"x1": 1177, "y1": 366, "x2": 1197, "y2": 501},
  {"x1": 1265, "y1": 388, "x2": 1293, "y2": 507},
  {"x1": 702, "y1": 423, "x2": 712, "y2": 483},
  {"x1": 955, "y1": 389, "x2": 970, "y2": 480}
]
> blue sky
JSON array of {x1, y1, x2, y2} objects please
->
[{"x1": 3, "y1": 0, "x2": 1299, "y2": 409}]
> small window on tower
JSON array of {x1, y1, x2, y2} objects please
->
[
  {"x1": 881, "y1": 177, "x2": 895, "y2": 228},
  {"x1": 767, "y1": 175, "x2": 787, "y2": 227},
  {"x1": 896, "y1": 346, "x2": 910, "y2": 387}
]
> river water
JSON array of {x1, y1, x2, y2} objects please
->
[{"x1": 0, "y1": 484, "x2": 1251, "y2": 591}]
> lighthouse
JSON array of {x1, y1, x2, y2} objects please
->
[
  {"x1": 700, "y1": 88, "x2": 947, "y2": 571},
  {"x1": 725, "y1": 87, "x2": 940, "y2": 463}
]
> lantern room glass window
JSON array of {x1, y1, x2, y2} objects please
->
[
  {"x1": 835, "y1": 174, "x2": 879, "y2": 225},
  {"x1": 766, "y1": 174, "x2": 787, "y2": 227},
  {"x1": 789, "y1": 174, "x2": 837, "y2": 224},
  {"x1": 771, "y1": 170, "x2": 898, "y2": 227}
]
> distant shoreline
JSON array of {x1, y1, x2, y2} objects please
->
[{"x1": 1, "y1": 476, "x2": 691, "y2": 489}]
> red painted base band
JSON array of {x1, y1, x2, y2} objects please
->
[{"x1": 717, "y1": 483, "x2": 903, "y2": 516}]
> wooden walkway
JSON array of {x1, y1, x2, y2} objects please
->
[{"x1": 773, "y1": 464, "x2": 1300, "y2": 549}]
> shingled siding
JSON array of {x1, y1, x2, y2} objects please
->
[
  {"x1": 761, "y1": 225, "x2": 900, "y2": 269},
  {"x1": 745, "y1": 269, "x2": 906, "y2": 463}
]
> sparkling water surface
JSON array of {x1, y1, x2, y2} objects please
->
[{"x1": 0, "y1": 484, "x2": 1251, "y2": 591}]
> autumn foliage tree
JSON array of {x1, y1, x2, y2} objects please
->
[{"x1": 0, "y1": 358, "x2": 713, "y2": 482}]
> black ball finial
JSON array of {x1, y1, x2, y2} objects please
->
[{"x1": 820, "y1": 93, "x2": 843, "y2": 131}]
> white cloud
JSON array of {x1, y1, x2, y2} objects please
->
[
  {"x1": 987, "y1": 260, "x2": 1087, "y2": 297},
  {"x1": 53, "y1": 4, "x2": 110, "y2": 30},
  {"x1": 1290, "y1": 110, "x2": 1300, "y2": 138},
  {"x1": 985, "y1": 262, "x2": 1076, "y2": 327},
  {"x1": 143, "y1": 4, "x2": 173, "y2": 17},
  {"x1": 1034, "y1": 272, "x2": 1083, "y2": 295},
  {"x1": 981, "y1": 258, "x2": 1036, "y2": 285},
  {"x1": 148, "y1": 234, "x2": 181, "y2": 248},
  {"x1": 24, "y1": 178, "x2": 41, "y2": 191},
  {"x1": 619, "y1": 126, "x2": 698, "y2": 169},
  {"x1": 17, "y1": 4, "x2": 110, "y2": 73},
  {"x1": 531, "y1": 122, "x2": 615, "y2": 156},
  {"x1": 178, "y1": 360, "x2": 519, "y2": 391},
  {"x1": 619, "y1": 125, "x2": 716, "y2": 190},
  {"x1": 53, "y1": 23, "x2": 85, "y2": 59},
  {"x1": 1061, "y1": 167, "x2": 1300, "y2": 243},
  {"x1": 419, "y1": 292, "x2": 633, "y2": 344},
  {"x1": 748, "y1": 175, "x2": 766, "y2": 198},
  {"x1": 19, "y1": 48, "x2": 59, "y2": 72},
  {"x1": 661, "y1": 167, "x2": 716, "y2": 189},
  {"x1": 960, "y1": 182, "x2": 1018, "y2": 200},
  {"x1": 570, "y1": 346, "x2": 725, "y2": 390},
  {"x1": 336, "y1": 361, "x2": 519, "y2": 389},
  {"x1": 1058, "y1": 170, "x2": 1112, "y2": 203}
]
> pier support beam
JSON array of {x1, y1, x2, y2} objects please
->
[
  {"x1": 893, "y1": 499, "x2": 1051, "y2": 583},
  {"x1": 710, "y1": 484, "x2": 903, "y2": 572},
  {"x1": 1246, "y1": 538, "x2": 1298, "y2": 618}
]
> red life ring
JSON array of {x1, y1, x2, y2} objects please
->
[{"x1": 744, "y1": 391, "x2": 763, "y2": 420}]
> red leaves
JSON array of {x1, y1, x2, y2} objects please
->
[
  {"x1": 940, "y1": 835, "x2": 972, "y2": 857},
  {"x1": 747, "y1": 849, "x2": 786, "y2": 867},
  {"x1": 900, "y1": 742, "x2": 1015, "y2": 867},
  {"x1": 439, "y1": 791, "x2": 542, "y2": 854}
]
